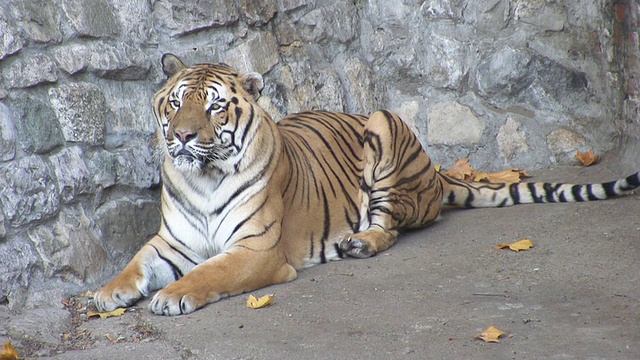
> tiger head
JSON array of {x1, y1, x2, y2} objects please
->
[{"x1": 153, "y1": 53, "x2": 265, "y2": 174}]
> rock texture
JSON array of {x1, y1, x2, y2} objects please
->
[{"x1": 0, "y1": 0, "x2": 637, "y2": 310}]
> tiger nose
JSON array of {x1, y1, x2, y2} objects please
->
[{"x1": 174, "y1": 129, "x2": 197, "y2": 144}]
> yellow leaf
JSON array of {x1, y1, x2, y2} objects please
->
[
  {"x1": 495, "y1": 238, "x2": 534, "y2": 251},
  {"x1": 246, "y1": 294, "x2": 275, "y2": 309},
  {"x1": 475, "y1": 325, "x2": 506, "y2": 343},
  {"x1": 87, "y1": 307, "x2": 126, "y2": 319},
  {"x1": 442, "y1": 159, "x2": 477, "y2": 180},
  {"x1": 576, "y1": 150, "x2": 599, "y2": 167},
  {"x1": 474, "y1": 169, "x2": 530, "y2": 184},
  {"x1": 435, "y1": 164, "x2": 442, "y2": 172},
  {"x1": 0, "y1": 341, "x2": 19, "y2": 360}
]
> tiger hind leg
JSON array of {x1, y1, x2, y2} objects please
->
[{"x1": 339, "y1": 110, "x2": 441, "y2": 259}]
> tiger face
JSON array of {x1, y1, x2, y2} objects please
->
[{"x1": 153, "y1": 54, "x2": 264, "y2": 174}]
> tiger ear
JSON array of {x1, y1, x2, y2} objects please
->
[
  {"x1": 240, "y1": 72, "x2": 264, "y2": 99},
  {"x1": 161, "y1": 53, "x2": 186, "y2": 78}
]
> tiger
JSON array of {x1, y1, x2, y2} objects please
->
[{"x1": 94, "y1": 54, "x2": 640, "y2": 316}]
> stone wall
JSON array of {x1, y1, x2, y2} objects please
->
[
  {"x1": 614, "y1": 0, "x2": 640, "y2": 171},
  {"x1": 0, "y1": 0, "x2": 636, "y2": 309}
]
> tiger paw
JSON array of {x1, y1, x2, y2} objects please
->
[
  {"x1": 149, "y1": 282, "x2": 215, "y2": 316},
  {"x1": 338, "y1": 236, "x2": 375, "y2": 259},
  {"x1": 94, "y1": 282, "x2": 145, "y2": 312}
]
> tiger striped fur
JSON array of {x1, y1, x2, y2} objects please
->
[{"x1": 94, "y1": 54, "x2": 640, "y2": 315}]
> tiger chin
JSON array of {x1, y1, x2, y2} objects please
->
[{"x1": 94, "y1": 54, "x2": 640, "y2": 316}]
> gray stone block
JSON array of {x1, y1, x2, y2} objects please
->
[
  {"x1": 419, "y1": 31, "x2": 468, "y2": 90},
  {"x1": 27, "y1": 204, "x2": 107, "y2": 284},
  {"x1": 52, "y1": 42, "x2": 151, "y2": 80},
  {"x1": 237, "y1": 0, "x2": 277, "y2": 26},
  {"x1": 298, "y1": 1, "x2": 357, "y2": 44},
  {"x1": 48, "y1": 146, "x2": 94, "y2": 203},
  {"x1": 0, "y1": 102, "x2": 16, "y2": 161},
  {"x1": 222, "y1": 31, "x2": 279, "y2": 74},
  {"x1": 546, "y1": 127, "x2": 587, "y2": 163},
  {"x1": 0, "y1": 212, "x2": 5, "y2": 239},
  {"x1": 427, "y1": 101, "x2": 486, "y2": 145},
  {"x1": 497, "y1": 117, "x2": 530, "y2": 162},
  {"x1": 87, "y1": 43, "x2": 151, "y2": 80},
  {"x1": 9, "y1": 94, "x2": 65, "y2": 154},
  {"x1": 112, "y1": 0, "x2": 157, "y2": 44},
  {"x1": 0, "y1": 11, "x2": 23, "y2": 60},
  {"x1": 9, "y1": 0, "x2": 63, "y2": 43},
  {"x1": 61, "y1": 0, "x2": 120, "y2": 38},
  {"x1": 342, "y1": 58, "x2": 382, "y2": 115},
  {"x1": 51, "y1": 44, "x2": 89, "y2": 75},
  {"x1": 153, "y1": 0, "x2": 239, "y2": 36},
  {"x1": 95, "y1": 197, "x2": 160, "y2": 268},
  {"x1": 461, "y1": 0, "x2": 510, "y2": 31},
  {"x1": 278, "y1": 0, "x2": 314, "y2": 13},
  {"x1": 85, "y1": 139, "x2": 161, "y2": 190},
  {"x1": 476, "y1": 47, "x2": 534, "y2": 101},
  {"x1": 100, "y1": 81, "x2": 156, "y2": 134},
  {"x1": 113, "y1": 138, "x2": 161, "y2": 188},
  {"x1": 85, "y1": 149, "x2": 117, "y2": 189},
  {"x1": 3, "y1": 53, "x2": 58, "y2": 88},
  {"x1": 515, "y1": 0, "x2": 567, "y2": 32},
  {"x1": 0, "y1": 155, "x2": 60, "y2": 227},
  {"x1": 48, "y1": 82, "x2": 107, "y2": 145},
  {"x1": 280, "y1": 61, "x2": 345, "y2": 113},
  {"x1": 0, "y1": 237, "x2": 38, "y2": 309}
]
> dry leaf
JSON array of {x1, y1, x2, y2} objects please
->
[
  {"x1": 475, "y1": 326, "x2": 506, "y2": 343},
  {"x1": 442, "y1": 159, "x2": 532, "y2": 185},
  {"x1": 495, "y1": 238, "x2": 534, "y2": 251},
  {"x1": 0, "y1": 341, "x2": 19, "y2": 360},
  {"x1": 475, "y1": 169, "x2": 530, "y2": 184},
  {"x1": 246, "y1": 294, "x2": 275, "y2": 309},
  {"x1": 576, "y1": 150, "x2": 599, "y2": 167},
  {"x1": 87, "y1": 307, "x2": 126, "y2": 319},
  {"x1": 442, "y1": 159, "x2": 476, "y2": 180},
  {"x1": 435, "y1": 164, "x2": 442, "y2": 172}
]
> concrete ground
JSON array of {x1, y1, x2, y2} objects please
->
[{"x1": 2, "y1": 165, "x2": 639, "y2": 359}]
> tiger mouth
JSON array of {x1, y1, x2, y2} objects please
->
[
  {"x1": 170, "y1": 148, "x2": 207, "y2": 169},
  {"x1": 175, "y1": 148, "x2": 194, "y2": 157}
]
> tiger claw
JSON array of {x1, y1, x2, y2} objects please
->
[
  {"x1": 94, "y1": 285, "x2": 143, "y2": 312},
  {"x1": 339, "y1": 236, "x2": 375, "y2": 258}
]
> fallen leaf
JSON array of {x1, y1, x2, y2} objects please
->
[
  {"x1": 0, "y1": 341, "x2": 19, "y2": 360},
  {"x1": 442, "y1": 159, "x2": 476, "y2": 180},
  {"x1": 435, "y1": 164, "x2": 442, "y2": 172},
  {"x1": 87, "y1": 308, "x2": 126, "y2": 319},
  {"x1": 495, "y1": 238, "x2": 534, "y2": 251},
  {"x1": 475, "y1": 169, "x2": 530, "y2": 184},
  {"x1": 576, "y1": 150, "x2": 599, "y2": 167},
  {"x1": 475, "y1": 325, "x2": 506, "y2": 343},
  {"x1": 246, "y1": 294, "x2": 275, "y2": 309}
]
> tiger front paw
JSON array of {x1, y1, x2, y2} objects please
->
[
  {"x1": 94, "y1": 280, "x2": 146, "y2": 312},
  {"x1": 149, "y1": 281, "x2": 217, "y2": 316}
]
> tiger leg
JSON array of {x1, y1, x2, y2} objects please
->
[
  {"x1": 94, "y1": 235, "x2": 197, "y2": 312},
  {"x1": 339, "y1": 110, "x2": 441, "y2": 258},
  {"x1": 149, "y1": 246, "x2": 296, "y2": 315}
]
